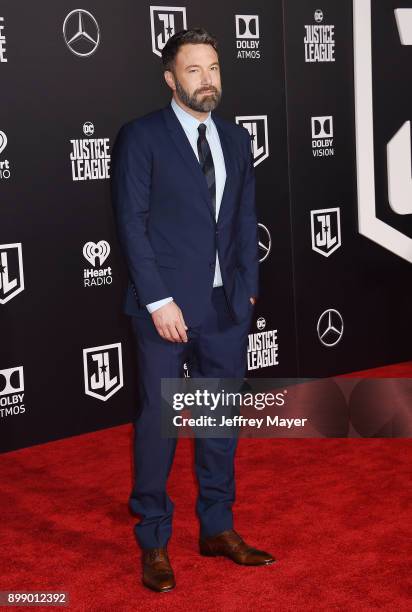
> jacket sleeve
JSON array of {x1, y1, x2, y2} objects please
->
[
  {"x1": 110, "y1": 122, "x2": 171, "y2": 305},
  {"x1": 236, "y1": 128, "x2": 260, "y2": 298}
]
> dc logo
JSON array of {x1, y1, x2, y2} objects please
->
[
  {"x1": 235, "y1": 115, "x2": 269, "y2": 167},
  {"x1": 83, "y1": 241, "x2": 110, "y2": 266},
  {"x1": 256, "y1": 317, "x2": 266, "y2": 331},
  {"x1": 0, "y1": 243, "x2": 24, "y2": 304},
  {"x1": 311, "y1": 116, "x2": 333, "y2": 139},
  {"x1": 317, "y1": 309, "x2": 344, "y2": 347},
  {"x1": 258, "y1": 223, "x2": 271, "y2": 263},
  {"x1": 0, "y1": 366, "x2": 24, "y2": 396},
  {"x1": 354, "y1": 1, "x2": 412, "y2": 263},
  {"x1": 314, "y1": 9, "x2": 324, "y2": 23},
  {"x1": 310, "y1": 208, "x2": 341, "y2": 257},
  {"x1": 83, "y1": 343, "x2": 123, "y2": 401},
  {"x1": 83, "y1": 122, "x2": 94, "y2": 136},
  {"x1": 62, "y1": 9, "x2": 100, "y2": 57},
  {"x1": 235, "y1": 15, "x2": 259, "y2": 39},
  {"x1": 150, "y1": 6, "x2": 187, "y2": 57}
]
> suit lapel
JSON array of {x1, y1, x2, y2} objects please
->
[
  {"x1": 162, "y1": 104, "x2": 215, "y2": 220},
  {"x1": 162, "y1": 104, "x2": 236, "y2": 223}
]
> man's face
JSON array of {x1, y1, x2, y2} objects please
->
[{"x1": 166, "y1": 43, "x2": 222, "y2": 112}]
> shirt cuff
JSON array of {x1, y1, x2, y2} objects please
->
[{"x1": 146, "y1": 297, "x2": 173, "y2": 313}]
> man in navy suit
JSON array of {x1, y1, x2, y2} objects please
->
[{"x1": 111, "y1": 28, "x2": 275, "y2": 592}]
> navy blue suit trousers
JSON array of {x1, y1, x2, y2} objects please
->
[{"x1": 129, "y1": 287, "x2": 254, "y2": 549}]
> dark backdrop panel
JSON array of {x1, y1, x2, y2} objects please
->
[
  {"x1": 0, "y1": 1, "x2": 295, "y2": 452},
  {"x1": 225, "y1": 1, "x2": 297, "y2": 379},
  {"x1": 283, "y1": 0, "x2": 412, "y2": 376},
  {"x1": 4, "y1": 0, "x2": 408, "y2": 451}
]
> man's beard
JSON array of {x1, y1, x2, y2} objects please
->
[{"x1": 174, "y1": 76, "x2": 222, "y2": 112}]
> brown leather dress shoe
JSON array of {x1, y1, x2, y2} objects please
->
[
  {"x1": 142, "y1": 547, "x2": 175, "y2": 592},
  {"x1": 199, "y1": 529, "x2": 276, "y2": 566}
]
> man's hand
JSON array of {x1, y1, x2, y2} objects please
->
[
  {"x1": 250, "y1": 296, "x2": 257, "y2": 305},
  {"x1": 151, "y1": 301, "x2": 188, "y2": 343}
]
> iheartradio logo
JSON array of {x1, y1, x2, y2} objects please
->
[{"x1": 83, "y1": 241, "x2": 110, "y2": 267}]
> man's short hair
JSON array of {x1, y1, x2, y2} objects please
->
[{"x1": 161, "y1": 28, "x2": 218, "y2": 71}]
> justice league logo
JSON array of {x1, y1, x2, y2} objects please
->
[
  {"x1": 0, "y1": 243, "x2": 24, "y2": 304},
  {"x1": 310, "y1": 207, "x2": 341, "y2": 257},
  {"x1": 150, "y1": 6, "x2": 187, "y2": 57},
  {"x1": 248, "y1": 317, "x2": 279, "y2": 370},
  {"x1": 83, "y1": 343, "x2": 124, "y2": 401},
  {"x1": 70, "y1": 122, "x2": 111, "y2": 181},
  {"x1": 354, "y1": 0, "x2": 412, "y2": 263},
  {"x1": 235, "y1": 115, "x2": 269, "y2": 167},
  {"x1": 304, "y1": 9, "x2": 335, "y2": 62}
]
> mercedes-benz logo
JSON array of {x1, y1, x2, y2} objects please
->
[
  {"x1": 258, "y1": 223, "x2": 271, "y2": 263},
  {"x1": 63, "y1": 10, "x2": 100, "y2": 57},
  {"x1": 317, "y1": 309, "x2": 344, "y2": 347}
]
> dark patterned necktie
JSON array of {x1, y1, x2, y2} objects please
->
[{"x1": 197, "y1": 123, "x2": 216, "y2": 217}]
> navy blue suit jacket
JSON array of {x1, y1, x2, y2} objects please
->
[{"x1": 111, "y1": 102, "x2": 259, "y2": 328}]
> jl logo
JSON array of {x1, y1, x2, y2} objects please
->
[
  {"x1": 150, "y1": 6, "x2": 187, "y2": 57},
  {"x1": 235, "y1": 115, "x2": 269, "y2": 167},
  {"x1": 310, "y1": 208, "x2": 341, "y2": 257},
  {"x1": 83, "y1": 343, "x2": 123, "y2": 401},
  {"x1": 354, "y1": 0, "x2": 412, "y2": 263},
  {"x1": 0, "y1": 243, "x2": 24, "y2": 304}
]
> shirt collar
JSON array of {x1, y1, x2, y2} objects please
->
[{"x1": 171, "y1": 97, "x2": 212, "y2": 134}]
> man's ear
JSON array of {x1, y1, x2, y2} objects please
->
[{"x1": 164, "y1": 70, "x2": 176, "y2": 91}]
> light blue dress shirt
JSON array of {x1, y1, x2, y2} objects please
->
[{"x1": 146, "y1": 97, "x2": 227, "y2": 314}]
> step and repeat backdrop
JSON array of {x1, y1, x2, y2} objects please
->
[{"x1": 1, "y1": 1, "x2": 411, "y2": 452}]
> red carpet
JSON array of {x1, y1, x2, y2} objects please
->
[{"x1": 1, "y1": 364, "x2": 411, "y2": 610}]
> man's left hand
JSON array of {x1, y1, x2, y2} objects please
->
[{"x1": 250, "y1": 296, "x2": 257, "y2": 305}]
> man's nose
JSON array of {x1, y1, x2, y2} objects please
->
[{"x1": 200, "y1": 70, "x2": 213, "y2": 85}]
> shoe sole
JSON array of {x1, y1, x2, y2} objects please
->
[
  {"x1": 200, "y1": 550, "x2": 277, "y2": 565},
  {"x1": 142, "y1": 581, "x2": 175, "y2": 593}
]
